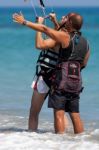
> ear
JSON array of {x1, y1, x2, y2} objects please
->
[{"x1": 69, "y1": 20, "x2": 73, "y2": 27}]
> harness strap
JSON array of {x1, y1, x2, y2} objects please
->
[{"x1": 36, "y1": 49, "x2": 59, "y2": 75}]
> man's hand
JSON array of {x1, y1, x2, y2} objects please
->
[
  {"x1": 49, "y1": 13, "x2": 57, "y2": 23},
  {"x1": 49, "y1": 13, "x2": 59, "y2": 30},
  {"x1": 36, "y1": 17, "x2": 44, "y2": 24},
  {"x1": 13, "y1": 12, "x2": 25, "y2": 25}
]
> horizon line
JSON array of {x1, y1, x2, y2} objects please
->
[{"x1": 0, "y1": 5, "x2": 99, "y2": 8}]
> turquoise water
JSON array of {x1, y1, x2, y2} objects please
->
[{"x1": 0, "y1": 7, "x2": 99, "y2": 127}]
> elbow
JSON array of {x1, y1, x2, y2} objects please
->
[
  {"x1": 36, "y1": 44, "x2": 41, "y2": 49},
  {"x1": 35, "y1": 43, "x2": 45, "y2": 50},
  {"x1": 35, "y1": 40, "x2": 46, "y2": 50},
  {"x1": 35, "y1": 40, "x2": 43, "y2": 49}
]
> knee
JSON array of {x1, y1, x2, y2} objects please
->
[
  {"x1": 29, "y1": 106, "x2": 39, "y2": 117},
  {"x1": 55, "y1": 111, "x2": 64, "y2": 121},
  {"x1": 70, "y1": 113, "x2": 81, "y2": 122},
  {"x1": 55, "y1": 114, "x2": 62, "y2": 120}
]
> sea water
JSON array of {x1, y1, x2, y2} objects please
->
[{"x1": 0, "y1": 7, "x2": 99, "y2": 150}]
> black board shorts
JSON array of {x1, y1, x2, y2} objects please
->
[{"x1": 48, "y1": 90, "x2": 80, "y2": 113}]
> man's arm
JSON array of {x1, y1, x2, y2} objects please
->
[
  {"x1": 13, "y1": 13, "x2": 70, "y2": 48},
  {"x1": 49, "y1": 13, "x2": 60, "y2": 30},
  {"x1": 36, "y1": 32, "x2": 57, "y2": 49},
  {"x1": 81, "y1": 50, "x2": 90, "y2": 68},
  {"x1": 35, "y1": 17, "x2": 57, "y2": 50}
]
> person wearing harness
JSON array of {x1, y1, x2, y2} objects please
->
[
  {"x1": 29, "y1": 14, "x2": 63, "y2": 131},
  {"x1": 48, "y1": 13, "x2": 90, "y2": 134},
  {"x1": 13, "y1": 12, "x2": 90, "y2": 134},
  {"x1": 13, "y1": 12, "x2": 68, "y2": 131}
]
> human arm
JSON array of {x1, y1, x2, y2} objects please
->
[
  {"x1": 49, "y1": 13, "x2": 60, "y2": 30},
  {"x1": 35, "y1": 17, "x2": 57, "y2": 49},
  {"x1": 81, "y1": 49, "x2": 90, "y2": 68},
  {"x1": 36, "y1": 32, "x2": 57, "y2": 49},
  {"x1": 13, "y1": 13, "x2": 70, "y2": 48}
]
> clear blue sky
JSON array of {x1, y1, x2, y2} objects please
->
[{"x1": 1, "y1": 0, "x2": 99, "y2": 7}]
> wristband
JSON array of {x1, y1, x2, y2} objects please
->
[{"x1": 22, "y1": 20, "x2": 27, "y2": 25}]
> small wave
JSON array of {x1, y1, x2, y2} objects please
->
[{"x1": 0, "y1": 129, "x2": 99, "y2": 150}]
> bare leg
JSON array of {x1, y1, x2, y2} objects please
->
[
  {"x1": 70, "y1": 112, "x2": 84, "y2": 134},
  {"x1": 64, "y1": 114, "x2": 69, "y2": 130},
  {"x1": 54, "y1": 109, "x2": 65, "y2": 134},
  {"x1": 28, "y1": 90, "x2": 46, "y2": 131}
]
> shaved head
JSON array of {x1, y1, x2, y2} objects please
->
[
  {"x1": 68, "y1": 13, "x2": 83, "y2": 30},
  {"x1": 59, "y1": 12, "x2": 83, "y2": 31}
]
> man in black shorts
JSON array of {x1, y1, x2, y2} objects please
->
[{"x1": 48, "y1": 13, "x2": 90, "y2": 134}]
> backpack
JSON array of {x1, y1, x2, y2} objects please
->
[{"x1": 51, "y1": 61, "x2": 82, "y2": 94}]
